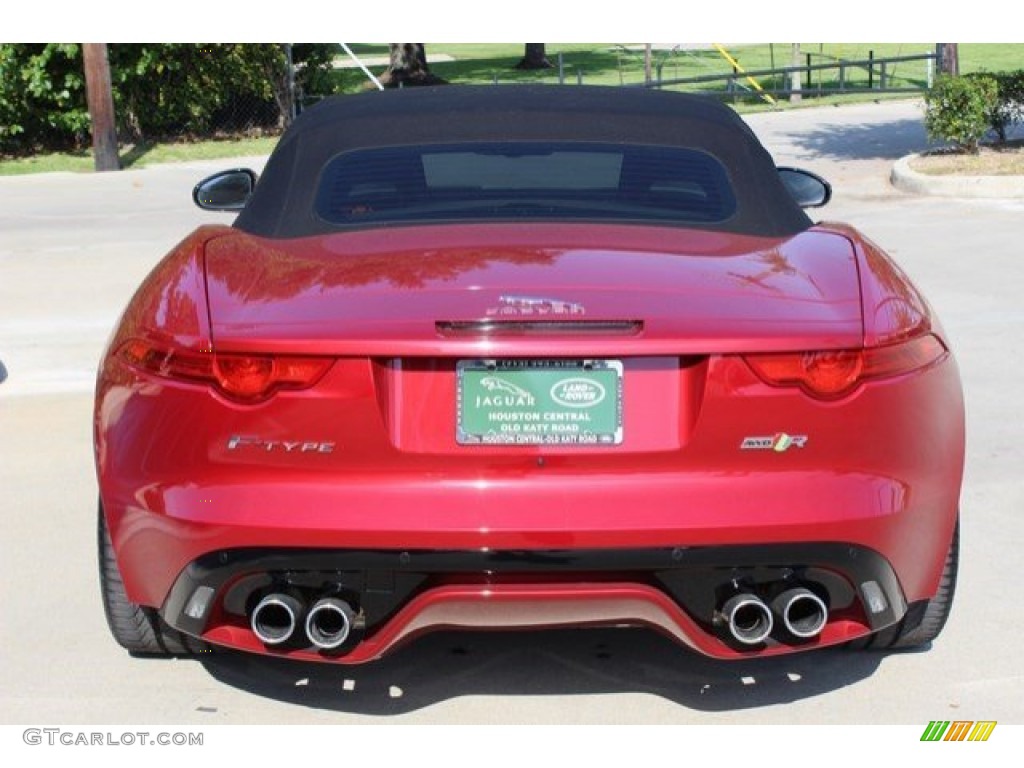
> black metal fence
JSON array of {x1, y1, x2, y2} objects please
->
[
  {"x1": 508, "y1": 50, "x2": 940, "y2": 104},
  {"x1": 642, "y1": 52, "x2": 938, "y2": 101}
]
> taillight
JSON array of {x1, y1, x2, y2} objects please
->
[
  {"x1": 118, "y1": 340, "x2": 331, "y2": 403},
  {"x1": 212, "y1": 355, "x2": 331, "y2": 401},
  {"x1": 744, "y1": 334, "x2": 947, "y2": 400}
]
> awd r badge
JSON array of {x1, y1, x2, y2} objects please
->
[{"x1": 740, "y1": 433, "x2": 808, "y2": 452}]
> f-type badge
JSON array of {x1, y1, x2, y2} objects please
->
[
  {"x1": 740, "y1": 433, "x2": 808, "y2": 452},
  {"x1": 227, "y1": 435, "x2": 335, "y2": 454}
]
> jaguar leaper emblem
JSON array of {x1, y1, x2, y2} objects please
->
[{"x1": 486, "y1": 295, "x2": 586, "y2": 317}]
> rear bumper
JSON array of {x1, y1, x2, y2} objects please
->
[
  {"x1": 96, "y1": 348, "x2": 964, "y2": 662},
  {"x1": 160, "y1": 542, "x2": 907, "y2": 662},
  {"x1": 104, "y1": 462, "x2": 958, "y2": 609}
]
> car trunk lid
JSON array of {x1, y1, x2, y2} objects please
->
[{"x1": 204, "y1": 222, "x2": 862, "y2": 356}]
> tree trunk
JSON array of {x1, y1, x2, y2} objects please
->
[
  {"x1": 936, "y1": 43, "x2": 959, "y2": 76},
  {"x1": 264, "y1": 45, "x2": 295, "y2": 130},
  {"x1": 82, "y1": 43, "x2": 120, "y2": 171},
  {"x1": 515, "y1": 44, "x2": 553, "y2": 70},
  {"x1": 380, "y1": 44, "x2": 446, "y2": 87}
]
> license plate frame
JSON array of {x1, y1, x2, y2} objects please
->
[{"x1": 456, "y1": 359, "x2": 623, "y2": 446}]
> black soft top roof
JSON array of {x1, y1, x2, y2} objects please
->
[{"x1": 234, "y1": 84, "x2": 811, "y2": 239}]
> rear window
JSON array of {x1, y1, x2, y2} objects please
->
[{"x1": 314, "y1": 142, "x2": 736, "y2": 226}]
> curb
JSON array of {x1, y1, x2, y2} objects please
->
[{"x1": 891, "y1": 154, "x2": 1024, "y2": 198}]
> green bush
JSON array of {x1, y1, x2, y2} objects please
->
[
  {"x1": 0, "y1": 44, "x2": 340, "y2": 156},
  {"x1": 0, "y1": 44, "x2": 92, "y2": 153},
  {"x1": 986, "y1": 70, "x2": 1024, "y2": 141},
  {"x1": 925, "y1": 74, "x2": 999, "y2": 153}
]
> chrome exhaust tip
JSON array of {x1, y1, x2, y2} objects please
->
[
  {"x1": 773, "y1": 587, "x2": 828, "y2": 639},
  {"x1": 305, "y1": 597, "x2": 355, "y2": 650},
  {"x1": 250, "y1": 593, "x2": 303, "y2": 646},
  {"x1": 721, "y1": 593, "x2": 774, "y2": 645}
]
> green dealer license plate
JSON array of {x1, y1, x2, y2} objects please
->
[{"x1": 457, "y1": 359, "x2": 623, "y2": 446}]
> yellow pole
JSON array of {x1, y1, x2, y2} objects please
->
[{"x1": 713, "y1": 44, "x2": 776, "y2": 105}]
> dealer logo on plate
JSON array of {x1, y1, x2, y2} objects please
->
[{"x1": 550, "y1": 378, "x2": 606, "y2": 408}]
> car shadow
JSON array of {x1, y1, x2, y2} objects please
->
[
  {"x1": 197, "y1": 627, "x2": 894, "y2": 716},
  {"x1": 781, "y1": 118, "x2": 930, "y2": 162}
]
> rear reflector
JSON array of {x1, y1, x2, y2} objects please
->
[
  {"x1": 860, "y1": 581, "x2": 889, "y2": 615},
  {"x1": 184, "y1": 586, "x2": 216, "y2": 620}
]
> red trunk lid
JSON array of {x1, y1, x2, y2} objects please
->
[{"x1": 204, "y1": 222, "x2": 862, "y2": 356}]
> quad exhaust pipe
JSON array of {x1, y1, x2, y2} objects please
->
[
  {"x1": 719, "y1": 585, "x2": 829, "y2": 645},
  {"x1": 250, "y1": 583, "x2": 822, "y2": 651},
  {"x1": 305, "y1": 597, "x2": 356, "y2": 650},
  {"x1": 250, "y1": 592, "x2": 303, "y2": 646},
  {"x1": 772, "y1": 587, "x2": 828, "y2": 639},
  {"x1": 250, "y1": 592, "x2": 357, "y2": 649},
  {"x1": 721, "y1": 593, "x2": 774, "y2": 645}
]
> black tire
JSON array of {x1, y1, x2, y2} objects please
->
[
  {"x1": 851, "y1": 518, "x2": 958, "y2": 651},
  {"x1": 98, "y1": 502, "x2": 208, "y2": 656}
]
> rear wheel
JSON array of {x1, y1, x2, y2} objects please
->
[
  {"x1": 98, "y1": 502, "x2": 207, "y2": 655},
  {"x1": 852, "y1": 518, "x2": 958, "y2": 650}
]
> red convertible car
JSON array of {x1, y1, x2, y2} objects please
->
[{"x1": 95, "y1": 85, "x2": 963, "y2": 663}]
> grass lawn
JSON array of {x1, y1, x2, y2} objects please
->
[
  {"x1": 4, "y1": 43, "x2": 1022, "y2": 176},
  {"x1": 910, "y1": 140, "x2": 1024, "y2": 175},
  {"x1": 340, "y1": 43, "x2": 1019, "y2": 95},
  {"x1": 0, "y1": 136, "x2": 278, "y2": 177}
]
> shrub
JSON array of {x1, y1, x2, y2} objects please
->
[
  {"x1": 924, "y1": 74, "x2": 999, "y2": 153},
  {"x1": 0, "y1": 44, "x2": 92, "y2": 154},
  {"x1": 0, "y1": 44, "x2": 340, "y2": 156},
  {"x1": 986, "y1": 70, "x2": 1024, "y2": 142}
]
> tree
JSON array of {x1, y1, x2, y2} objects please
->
[
  {"x1": 379, "y1": 44, "x2": 446, "y2": 87},
  {"x1": 515, "y1": 44, "x2": 553, "y2": 70}
]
